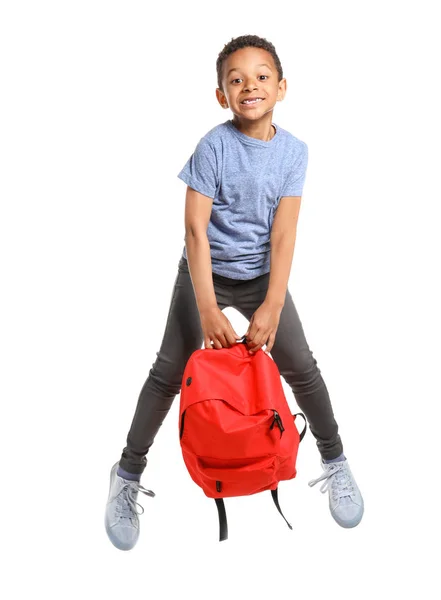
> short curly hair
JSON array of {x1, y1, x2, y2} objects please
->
[{"x1": 216, "y1": 34, "x2": 283, "y2": 92}]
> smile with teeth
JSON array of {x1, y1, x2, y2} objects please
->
[{"x1": 242, "y1": 98, "x2": 263, "y2": 104}]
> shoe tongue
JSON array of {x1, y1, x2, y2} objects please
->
[{"x1": 334, "y1": 471, "x2": 353, "y2": 503}]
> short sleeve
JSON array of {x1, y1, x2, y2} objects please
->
[
  {"x1": 177, "y1": 138, "x2": 218, "y2": 198},
  {"x1": 280, "y1": 141, "x2": 308, "y2": 197}
]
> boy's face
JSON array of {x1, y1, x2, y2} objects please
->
[{"x1": 216, "y1": 47, "x2": 286, "y2": 120}]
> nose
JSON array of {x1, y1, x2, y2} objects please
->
[{"x1": 244, "y1": 78, "x2": 258, "y2": 92}]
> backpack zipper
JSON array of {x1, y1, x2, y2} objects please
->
[
  {"x1": 182, "y1": 406, "x2": 285, "y2": 446},
  {"x1": 270, "y1": 410, "x2": 285, "y2": 437}
]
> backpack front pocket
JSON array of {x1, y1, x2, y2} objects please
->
[{"x1": 196, "y1": 454, "x2": 277, "y2": 497}]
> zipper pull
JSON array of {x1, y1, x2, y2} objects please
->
[
  {"x1": 270, "y1": 410, "x2": 285, "y2": 437},
  {"x1": 276, "y1": 412, "x2": 285, "y2": 434}
]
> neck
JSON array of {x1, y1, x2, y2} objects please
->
[{"x1": 231, "y1": 117, "x2": 275, "y2": 141}]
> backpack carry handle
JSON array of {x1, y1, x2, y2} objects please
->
[{"x1": 238, "y1": 335, "x2": 270, "y2": 355}]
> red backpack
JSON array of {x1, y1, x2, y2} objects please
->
[{"x1": 179, "y1": 335, "x2": 307, "y2": 541}]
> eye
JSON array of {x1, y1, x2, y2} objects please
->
[{"x1": 259, "y1": 75, "x2": 268, "y2": 80}]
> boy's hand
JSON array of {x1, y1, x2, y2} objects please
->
[
  {"x1": 200, "y1": 306, "x2": 242, "y2": 350},
  {"x1": 244, "y1": 300, "x2": 282, "y2": 355}
]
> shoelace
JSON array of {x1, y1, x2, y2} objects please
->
[
  {"x1": 308, "y1": 462, "x2": 355, "y2": 501},
  {"x1": 115, "y1": 481, "x2": 155, "y2": 520}
]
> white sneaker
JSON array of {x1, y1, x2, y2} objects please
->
[
  {"x1": 308, "y1": 457, "x2": 364, "y2": 528},
  {"x1": 105, "y1": 461, "x2": 155, "y2": 550}
]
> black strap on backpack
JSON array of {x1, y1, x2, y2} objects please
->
[
  {"x1": 214, "y1": 412, "x2": 307, "y2": 541},
  {"x1": 295, "y1": 412, "x2": 307, "y2": 442},
  {"x1": 214, "y1": 498, "x2": 228, "y2": 541}
]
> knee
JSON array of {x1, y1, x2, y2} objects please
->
[
  {"x1": 147, "y1": 365, "x2": 183, "y2": 397},
  {"x1": 278, "y1": 350, "x2": 322, "y2": 390},
  {"x1": 144, "y1": 341, "x2": 201, "y2": 396},
  {"x1": 137, "y1": 362, "x2": 182, "y2": 401}
]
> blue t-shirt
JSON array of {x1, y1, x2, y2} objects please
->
[{"x1": 177, "y1": 119, "x2": 308, "y2": 280}]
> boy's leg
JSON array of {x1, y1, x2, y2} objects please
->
[
  {"x1": 118, "y1": 257, "x2": 233, "y2": 475},
  {"x1": 232, "y1": 274, "x2": 343, "y2": 461}
]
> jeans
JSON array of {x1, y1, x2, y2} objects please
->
[{"x1": 119, "y1": 255, "x2": 343, "y2": 475}]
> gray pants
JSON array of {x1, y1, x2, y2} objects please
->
[{"x1": 119, "y1": 256, "x2": 343, "y2": 475}]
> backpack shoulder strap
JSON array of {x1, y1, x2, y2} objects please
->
[
  {"x1": 214, "y1": 488, "x2": 293, "y2": 542},
  {"x1": 215, "y1": 498, "x2": 228, "y2": 542},
  {"x1": 271, "y1": 488, "x2": 293, "y2": 529},
  {"x1": 294, "y1": 412, "x2": 307, "y2": 441}
]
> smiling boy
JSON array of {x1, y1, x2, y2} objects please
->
[{"x1": 105, "y1": 34, "x2": 364, "y2": 551}]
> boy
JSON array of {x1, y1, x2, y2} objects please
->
[{"x1": 105, "y1": 34, "x2": 364, "y2": 551}]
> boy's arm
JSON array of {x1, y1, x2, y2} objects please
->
[
  {"x1": 184, "y1": 186, "x2": 217, "y2": 313},
  {"x1": 265, "y1": 196, "x2": 302, "y2": 308}
]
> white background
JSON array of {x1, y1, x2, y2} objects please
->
[{"x1": 1, "y1": 1, "x2": 440, "y2": 598}]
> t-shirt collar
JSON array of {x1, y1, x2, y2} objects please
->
[{"x1": 226, "y1": 119, "x2": 279, "y2": 148}]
